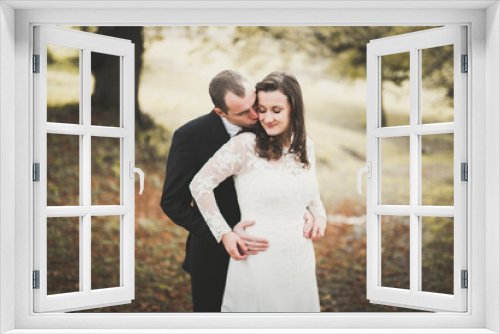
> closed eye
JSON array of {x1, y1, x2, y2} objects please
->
[{"x1": 237, "y1": 110, "x2": 250, "y2": 116}]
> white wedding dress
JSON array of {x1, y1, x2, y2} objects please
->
[{"x1": 190, "y1": 132, "x2": 326, "y2": 312}]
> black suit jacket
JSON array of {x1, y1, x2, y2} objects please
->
[{"x1": 160, "y1": 110, "x2": 241, "y2": 275}]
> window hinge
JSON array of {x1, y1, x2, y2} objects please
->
[
  {"x1": 33, "y1": 163, "x2": 40, "y2": 182},
  {"x1": 461, "y1": 54, "x2": 468, "y2": 73},
  {"x1": 461, "y1": 270, "x2": 468, "y2": 289},
  {"x1": 33, "y1": 270, "x2": 40, "y2": 289},
  {"x1": 33, "y1": 54, "x2": 40, "y2": 73},
  {"x1": 461, "y1": 162, "x2": 468, "y2": 181}
]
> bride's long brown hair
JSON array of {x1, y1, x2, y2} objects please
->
[{"x1": 254, "y1": 71, "x2": 309, "y2": 168}]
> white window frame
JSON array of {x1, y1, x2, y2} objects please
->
[
  {"x1": 1, "y1": 1, "x2": 499, "y2": 333},
  {"x1": 33, "y1": 25, "x2": 136, "y2": 313},
  {"x1": 366, "y1": 26, "x2": 468, "y2": 312}
]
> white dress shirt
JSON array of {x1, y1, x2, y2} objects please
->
[{"x1": 221, "y1": 116, "x2": 242, "y2": 138}]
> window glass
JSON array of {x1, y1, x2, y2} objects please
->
[
  {"x1": 381, "y1": 137, "x2": 410, "y2": 205},
  {"x1": 421, "y1": 216, "x2": 454, "y2": 294},
  {"x1": 91, "y1": 216, "x2": 121, "y2": 290},
  {"x1": 91, "y1": 52, "x2": 121, "y2": 127},
  {"x1": 91, "y1": 137, "x2": 121, "y2": 205},
  {"x1": 421, "y1": 45, "x2": 454, "y2": 124},
  {"x1": 421, "y1": 134, "x2": 454, "y2": 206},
  {"x1": 381, "y1": 215, "x2": 410, "y2": 290},
  {"x1": 47, "y1": 217, "x2": 80, "y2": 294},
  {"x1": 47, "y1": 44, "x2": 80, "y2": 124},
  {"x1": 381, "y1": 52, "x2": 410, "y2": 127},
  {"x1": 47, "y1": 134, "x2": 80, "y2": 206}
]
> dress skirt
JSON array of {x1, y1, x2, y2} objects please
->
[{"x1": 221, "y1": 218, "x2": 320, "y2": 312}]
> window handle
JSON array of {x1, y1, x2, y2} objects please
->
[
  {"x1": 129, "y1": 162, "x2": 145, "y2": 195},
  {"x1": 357, "y1": 162, "x2": 372, "y2": 195}
]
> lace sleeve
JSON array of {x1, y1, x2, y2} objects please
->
[
  {"x1": 307, "y1": 139, "x2": 327, "y2": 221},
  {"x1": 189, "y1": 133, "x2": 251, "y2": 242}
]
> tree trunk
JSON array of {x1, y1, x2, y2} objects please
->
[
  {"x1": 380, "y1": 83, "x2": 387, "y2": 127},
  {"x1": 92, "y1": 27, "x2": 154, "y2": 129}
]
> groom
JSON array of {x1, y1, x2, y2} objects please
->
[{"x1": 160, "y1": 70, "x2": 269, "y2": 312}]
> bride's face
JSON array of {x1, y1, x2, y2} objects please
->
[{"x1": 256, "y1": 90, "x2": 291, "y2": 138}]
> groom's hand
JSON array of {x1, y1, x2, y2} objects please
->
[
  {"x1": 303, "y1": 211, "x2": 326, "y2": 240},
  {"x1": 221, "y1": 231, "x2": 247, "y2": 261},
  {"x1": 233, "y1": 220, "x2": 269, "y2": 255}
]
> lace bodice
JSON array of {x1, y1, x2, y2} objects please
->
[{"x1": 189, "y1": 132, "x2": 327, "y2": 242}]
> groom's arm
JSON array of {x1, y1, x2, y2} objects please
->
[{"x1": 160, "y1": 129, "x2": 211, "y2": 237}]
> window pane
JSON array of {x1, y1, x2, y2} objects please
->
[
  {"x1": 421, "y1": 134, "x2": 454, "y2": 206},
  {"x1": 47, "y1": 44, "x2": 80, "y2": 124},
  {"x1": 91, "y1": 52, "x2": 120, "y2": 127},
  {"x1": 92, "y1": 216, "x2": 121, "y2": 290},
  {"x1": 381, "y1": 215, "x2": 410, "y2": 290},
  {"x1": 421, "y1": 217, "x2": 454, "y2": 294},
  {"x1": 421, "y1": 45, "x2": 454, "y2": 124},
  {"x1": 47, "y1": 134, "x2": 79, "y2": 206},
  {"x1": 91, "y1": 137, "x2": 121, "y2": 205},
  {"x1": 47, "y1": 217, "x2": 80, "y2": 295},
  {"x1": 381, "y1": 137, "x2": 410, "y2": 205},
  {"x1": 381, "y1": 52, "x2": 410, "y2": 127}
]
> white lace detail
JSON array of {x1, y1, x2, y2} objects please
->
[
  {"x1": 189, "y1": 133, "x2": 252, "y2": 242},
  {"x1": 191, "y1": 132, "x2": 326, "y2": 311},
  {"x1": 306, "y1": 140, "x2": 327, "y2": 221},
  {"x1": 190, "y1": 132, "x2": 327, "y2": 243},
  {"x1": 247, "y1": 145, "x2": 308, "y2": 177}
]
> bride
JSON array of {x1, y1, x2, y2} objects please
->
[{"x1": 189, "y1": 71, "x2": 327, "y2": 312}]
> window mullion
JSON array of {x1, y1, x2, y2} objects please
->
[
  {"x1": 375, "y1": 55, "x2": 382, "y2": 289},
  {"x1": 413, "y1": 123, "x2": 454, "y2": 135},
  {"x1": 82, "y1": 213, "x2": 91, "y2": 293},
  {"x1": 409, "y1": 47, "x2": 420, "y2": 294},
  {"x1": 122, "y1": 51, "x2": 135, "y2": 294},
  {"x1": 416, "y1": 47, "x2": 423, "y2": 294},
  {"x1": 78, "y1": 48, "x2": 84, "y2": 293},
  {"x1": 82, "y1": 47, "x2": 92, "y2": 294},
  {"x1": 119, "y1": 55, "x2": 125, "y2": 288}
]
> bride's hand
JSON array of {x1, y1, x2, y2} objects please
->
[
  {"x1": 221, "y1": 231, "x2": 247, "y2": 261},
  {"x1": 303, "y1": 212, "x2": 326, "y2": 240}
]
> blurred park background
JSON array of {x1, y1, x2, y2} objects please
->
[{"x1": 45, "y1": 26, "x2": 455, "y2": 312}]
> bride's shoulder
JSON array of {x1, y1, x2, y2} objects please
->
[
  {"x1": 234, "y1": 131, "x2": 256, "y2": 143},
  {"x1": 239, "y1": 131, "x2": 257, "y2": 138},
  {"x1": 305, "y1": 136, "x2": 317, "y2": 160},
  {"x1": 229, "y1": 131, "x2": 256, "y2": 150},
  {"x1": 306, "y1": 135, "x2": 315, "y2": 148}
]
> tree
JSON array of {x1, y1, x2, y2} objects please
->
[
  {"x1": 81, "y1": 26, "x2": 154, "y2": 130},
  {"x1": 189, "y1": 26, "x2": 452, "y2": 127}
]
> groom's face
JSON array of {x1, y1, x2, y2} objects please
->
[{"x1": 218, "y1": 82, "x2": 258, "y2": 128}]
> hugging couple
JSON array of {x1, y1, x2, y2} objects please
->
[{"x1": 160, "y1": 70, "x2": 327, "y2": 312}]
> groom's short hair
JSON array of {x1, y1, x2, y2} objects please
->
[{"x1": 209, "y1": 70, "x2": 247, "y2": 113}]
